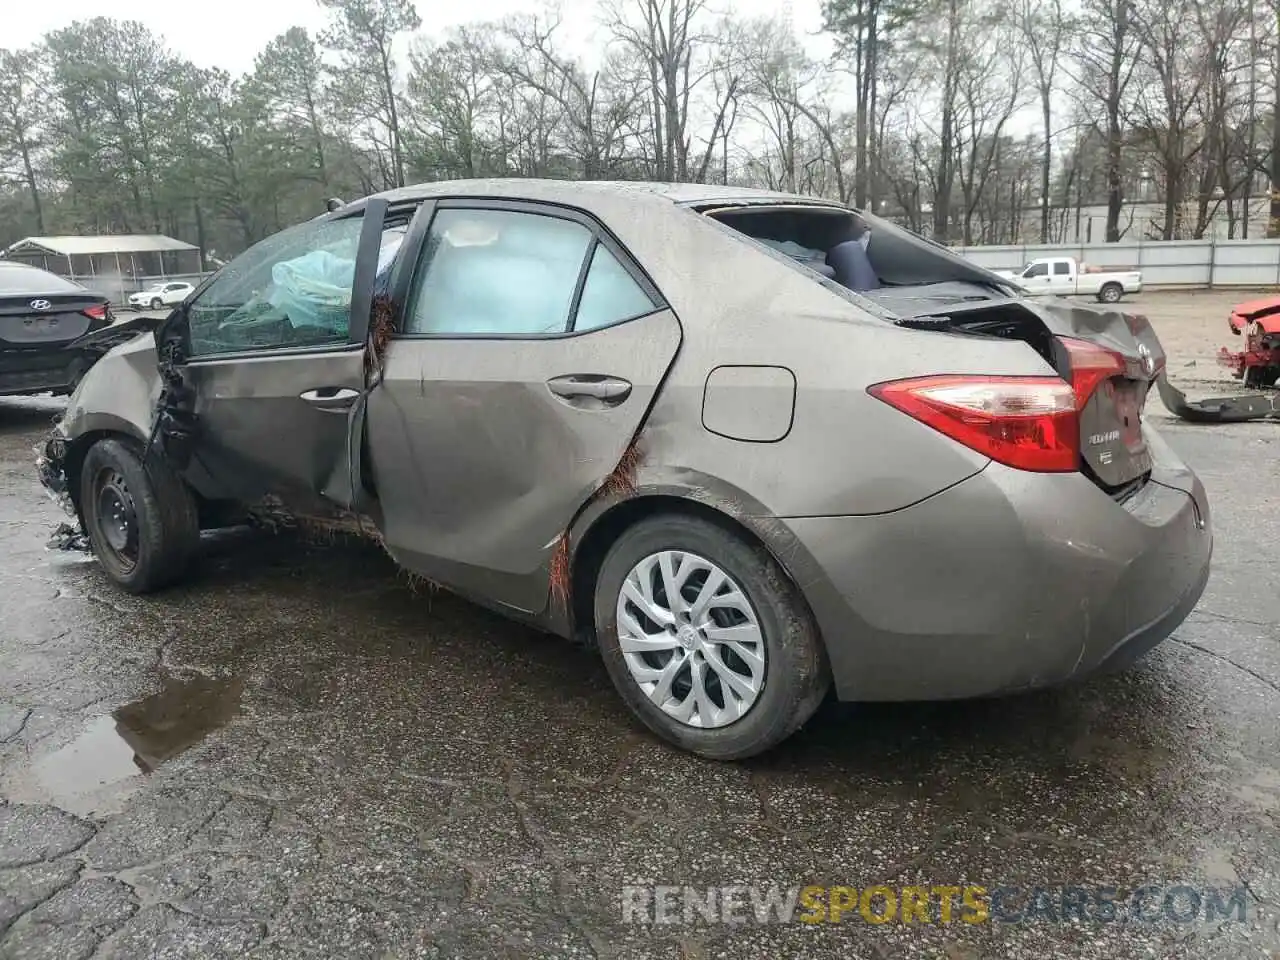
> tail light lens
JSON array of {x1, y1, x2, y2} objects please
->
[
  {"x1": 1057, "y1": 337, "x2": 1127, "y2": 406},
  {"x1": 82, "y1": 304, "x2": 108, "y2": 321},
  {"x1": 870, "y1": 375, "x2": 1079, "y2": 472}
]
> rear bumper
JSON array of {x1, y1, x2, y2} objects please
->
[
  {"x1": 0, "y1": 349, "x2": 95, "y2": 397},
  {"x1": 777, "y1": 452, "x2": 1211, "y2": 702}
]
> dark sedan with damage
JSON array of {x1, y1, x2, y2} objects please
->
[{"x1": 36, "y1": 180, "x2": 1212, "y2": 759}]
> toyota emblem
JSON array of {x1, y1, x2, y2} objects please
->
[{"x1": 29, "y1": 299, "x2": 51, "y2": 311}]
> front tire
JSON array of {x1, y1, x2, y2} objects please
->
[
  {"x1": 593, "y1": 514, "x2": 830, "y2": 760},
  {"x1": 1097, "y1": 283, "x2": 1123, "y2": 304},
  {"x1": 79, "y1": 437, "x2": 199, "y2": 594},
  {"x1": 150, "y1": 297, "x2": 163, "y2": 310}
]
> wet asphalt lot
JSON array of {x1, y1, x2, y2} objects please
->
[{"x1": 2, "y1": 302, "x2": 1279, "y2": 958}]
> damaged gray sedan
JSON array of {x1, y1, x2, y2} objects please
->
[{"x1": 37, "y1": 180, "x2": 1213, "y2": 759}]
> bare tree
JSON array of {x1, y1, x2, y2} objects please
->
[
  {"x1": 954, "y1": 16, "x2": 1030, "y2": 243},
  {"x1": 1189, "y1": 0, "x2": 1254, "y2": 238},
  {"x1": 1068, "y1": 0, "x2": 1142, "y2": 241},
  {"x1": 494, "y1": 13, "x2": 644, "y2": 179},
  {"x1": 601, "y1": 0, "x2": 712, "y2": 181},
  {"x1": 1128, "y1": 0, "x2": 1212, "y2": 238},
  {"x1": 318, "y1": 0, "x2": 421, "y2": 189},
  {"x1": 1012, "y1": 0, "x2": 1069, "y2": 242}
]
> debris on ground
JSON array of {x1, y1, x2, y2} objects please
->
[
  {"x1": 1157, "y1": 374, "x2": 1280, "y2": 423},
  {"x1": 47, "y1": 522, "x2": 90, "y2": 552}
]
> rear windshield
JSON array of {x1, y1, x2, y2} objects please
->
[
  {"x1": 696, "y1": 213, "x2": 899, "y2": 322},
  {"x1": 0, "y1": 262, "x2": 85, "y2": 294}
]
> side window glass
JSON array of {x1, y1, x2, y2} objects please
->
[
  {"x1": 1025, "y1": 262, "x2": 1048, "y2": 278},
  {"x1": 573, "y1": 243, "x2": 657, "y2": 331},
  {"x1": 187, "y1": 214, "x2": 365, "y2": 356},
  {"x1": 1052, "y1": 262, "x2": 1070, "y2": 276},
  {"x1": 406, "y1": 209, "x2": 592, "y2": 335}
]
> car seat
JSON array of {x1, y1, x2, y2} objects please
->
[{"x1": 826, "y1": 236, "x2": 880, "y2": 292}]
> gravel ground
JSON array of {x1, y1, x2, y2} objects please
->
[{"x1": 1, "y1": 290, "x2": 1278, "y2": 959}]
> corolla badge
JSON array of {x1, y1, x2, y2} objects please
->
[
  {"x1": 29, "y1": 299, "x2": 51, "y2": 310},
  {"x1": 1137, "y1": 342, "x2": 1155, "y2": 376}
]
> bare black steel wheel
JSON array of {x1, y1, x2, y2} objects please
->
[
  {"x1": 593, "y1": 513, "x2": 830, "y2": 760},
  {"x1": 79, "y1": 437, "x2": 199, "y2": 593}
]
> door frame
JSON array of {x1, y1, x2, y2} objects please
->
[
  {"x1": 384, "y1": 196, "x2": 668, "y2": 341},
  {"x1": 165, "y1": 198, "x2": 392, "y2": 509},
  {"x1": 363, "y1": 193, "x2": 683, "y2": 613}
]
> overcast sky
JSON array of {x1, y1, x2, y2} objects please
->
[{"x1": 10, "y1": 0, "x2": 833, "y2": 77}]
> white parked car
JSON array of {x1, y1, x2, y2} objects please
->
[
  {"x1": 127, "y1": 281, "x2": 194, "y2": 311},
  {"x1": 995, "y1": 257, "x2": 1142, "y2": 303}
]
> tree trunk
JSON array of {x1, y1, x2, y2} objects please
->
[
  {"x1": 18, "y1": 139, "x2": 44, "y2": 233},
  {"x1": 194, "y1": 201, "x2": 207, "y2": 272},
  {"x1": 1039, "y1": 95, "x2": 1051, "y2": 243},
  {"x1": 933, "y1": 0, "x2": 960, "y2": 242},
  {"x1": 1105, "y1": 110, "x2": 1124, "y2": 242},
  {"x1": 1270, "y1": 105, "x2": 1280, "y2": 237}
]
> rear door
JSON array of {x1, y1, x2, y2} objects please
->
[
  {"x1": 366, "y1": 199, "x2": 682, "y2": 614},
  {"x1": 176, "y1": 200, "x2": 390, "y2": 508},
  {"x1": 1050, "y1": 259, "x2": 1074, "y2": 293}
]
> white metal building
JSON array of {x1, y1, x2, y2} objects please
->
[{"x1": 1, "y1": 234, "x2": 206, "y2": 304}]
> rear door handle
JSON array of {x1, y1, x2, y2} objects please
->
[
  {"x1": 546, "y1": 376, "x2": 633, "y2": 402},
  {"x1": 300, "y1": 386, "x2": 360, "y2": 412}
]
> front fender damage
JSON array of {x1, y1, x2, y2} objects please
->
[{"x1": 35, "y1": 318, "x2": 186, "y2": 551}]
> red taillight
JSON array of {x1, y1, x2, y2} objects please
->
[
  {"x1": 1057, "y1": 336, "x2": 1127, "y2": 406},
  {"x1": 82, "y1": 304, "x2": 108, "y2": 321},
  {"x1": 869, "y1": 375, "x2": 1079, "y2": 472}
]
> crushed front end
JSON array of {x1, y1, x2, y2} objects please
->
[
  {"x1": 32, "y1": 314, "x2": 176, "y2": 545},
  {"x1": 36, "y1": 429, "x2": 76, "y2": 514},
  {"x1": 1219, "y1": 303, "x2": 1280, "y2": 388}
]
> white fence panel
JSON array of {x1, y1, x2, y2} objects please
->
[{"x1": 950, "y1": 239, "x2": 1280, "y2": 289}]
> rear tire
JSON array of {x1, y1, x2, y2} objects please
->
[
  {"x1": 1097, "y1": 283, "x2": 1123, "y2": 304},
  {"x1": 79, "y1": 437, "x2": 199, "y2": 594},
  {"x1": 593, "y1": 514, "x2": 830, "y2": 760}
]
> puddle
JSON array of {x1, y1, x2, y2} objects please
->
[{"x1": 7, "y1": 673, "x2": 243, "y2": 816}]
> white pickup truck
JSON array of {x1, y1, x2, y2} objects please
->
[{"x1": 995, "y1": 257, "x2": 1142, "y2": 303}]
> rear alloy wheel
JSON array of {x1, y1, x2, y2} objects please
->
[
  {"x1": 80, "y1": 437, "x2": 199, "y2": 594},
  {"x1": 593, "y1": 514, "x2": 829, "y2": 759},
  {"x1": 1098, "y1": 283, "x2": 1123, "y2": 304},
  {"x1": 150, "y1": 297, "x2": 163, "y2": 310}
]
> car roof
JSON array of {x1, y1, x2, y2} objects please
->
[
  {"x1": 366, "y1": 178, "x2": 849, "y2": 212},
  {"x1": 0, "y1": 259, "x2": 87, "y2": 293}
]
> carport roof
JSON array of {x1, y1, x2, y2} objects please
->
[{"x1": 4, "y1": 234, "x2": 199, "y2": 257}]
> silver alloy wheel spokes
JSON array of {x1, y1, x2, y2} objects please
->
[{"x1": 616, "y1": 550, "x2": 766, "y2": 729}]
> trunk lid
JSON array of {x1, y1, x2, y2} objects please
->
[
  {"x1": 1045, "y1": 303, "x2": 1162, "y2": 491},
  {"x1": 895, "y1": 296, "x2": 1163, "y2": 493},
  {"x1": 0, "y1": 293, "x2": 108, "y2": 349}
]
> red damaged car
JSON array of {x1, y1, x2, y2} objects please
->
[{"x1": 1220, "y1": 295, "x2": 1280, "y2": 388}]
